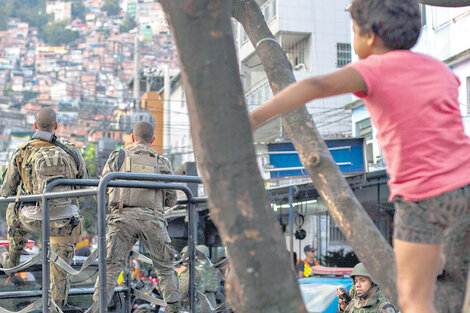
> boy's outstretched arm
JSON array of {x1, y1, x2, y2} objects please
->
[{"x1": 249, "y1": 67, "x2": 366, "y2": 130}]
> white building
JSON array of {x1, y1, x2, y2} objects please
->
[
  {"x1": 161, "y1": 73, "x2": 195, "y2": 170},
  {"x1": 350, "y1": 5, "x2": 470, "y2": 170},
  {"x1": 235, "y1": 0, "x2": 356, "y2": 261},
  {"x1": 161, "y1": 1, "x2": 359, "y2": 261},
  {"x1": 46, "y1": 1, "x2": 72, "y2": 22},
  {"x1": 237, "y1": 0, "x2": 354, "y2": 140},
  {"x1": 414, "y1": 5, "x2": 470, "y2": 131}
]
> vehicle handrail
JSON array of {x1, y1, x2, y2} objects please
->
[{"x1": 0, "y1": 174, "x2": 206, "y2": 313}]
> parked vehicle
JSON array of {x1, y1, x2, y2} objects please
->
[{"x1": 299, "y1": 267, "x2": 353, "y2": 313}]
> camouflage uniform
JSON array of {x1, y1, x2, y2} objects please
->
[
  {"x1": 0, "y1": 133, "x2": 86, "y2": 312},
  {"x1": 339, "y1": 264, "x2": 397, "y2": 313},
  {"x1": 179, "y1": 254, "x2": 222, "y2": 312},
  {"x1": 92, "y1": 144, "x2": 180, "y2": 311},
  {"x1": 344, "y1": 288, "x2": 397, "y2": 313}
]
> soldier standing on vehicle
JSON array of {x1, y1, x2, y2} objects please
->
[
  {"x1": 0, "y1": 107, "x2": 87, "y2": 312},
  {"x1": 337, "y1": 263, "x2": 397, "y2": 313},
  {"x1": 91, "y1": 121, "x2": 181, "y2": 313},
  {"x1": 297, "y1": 244, "x2": 319, "y2": 278}
]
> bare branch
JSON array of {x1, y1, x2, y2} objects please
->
[
  {"x1": 232, "y1": 0, "x2": 399, "y2": 305},
  {"x1": 419, "y1": 0, "x2": 470, "y2": 7},
  {"x1": 159, "y1": 1, "x2": 307, "y2": 312}
]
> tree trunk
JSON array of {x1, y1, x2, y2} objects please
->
[
  {"x1": 160, "y1": 0, "x2": 469, "y2": 312},
  {"x1": 419, "y1": 0, "x2": 470, "y2": 6},
  {"x1": 436, "y1": 218, "x2": 470, "y2": 313},
  {"x1": 464, "y1": 268, "x2": 470, "y2": 313},
  {"x1": 232, "y1": 0, "x2": 398, "y2": 304},
  {"x1": 159, "y1": 1, "x2": 307, "y2": 312},
  {"x1": 232, "y1": 0, "x2": 469, "y2": 311}
]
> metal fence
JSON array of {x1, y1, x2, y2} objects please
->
[{"x1": 0, "y1": 173, "x2": 206, "y2": 313}]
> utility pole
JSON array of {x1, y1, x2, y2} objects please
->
[
  {"x1": 133, "y1": 0, "x2": 140, "y2": 108},
  {"x1": 163, "y1": 63, "x2": 171, "y2": 154},
  {"x1": 133, "y1": 36, "x2": 140, "y2": 107}
]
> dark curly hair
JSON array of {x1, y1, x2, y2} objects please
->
[{"x1": 350, "y1": 0, "x2": 421, "y2": 50}]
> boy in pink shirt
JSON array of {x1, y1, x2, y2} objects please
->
[{"x1": 249, "y1": 1, "x2": 470, "y2": 312}]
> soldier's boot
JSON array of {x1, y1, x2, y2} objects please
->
[{"x1": 167, "y1": 301, "x2": 182, "y2": 313}]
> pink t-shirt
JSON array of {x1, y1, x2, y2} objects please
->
[{"x1": 348, "y1": 50, "x2": 470, "y2": 202}]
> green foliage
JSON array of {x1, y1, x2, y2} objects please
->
[
  {"x1": 41, "y1": 21, "x2": 79, "y2": 46},
  {"x1": 80, "y1": 205, "x2": 96, "y2": 235},
  {"x1": 322, "y1": 249, "x2": 359, "y2": 268},
  {"x1": 82, "y1": 143, "x2": 97, "y2": 178},
  {"x1": 119, "y1": 16, "x2": 136, "y2": 33},
  {"x1": 0, "y1": 0, "x2": 50, "y2": 29},
  {"x1": 71, "y1": 1, "x2": 88, "y2": 21},
  {"x1": 101, "y1": 0, "x2": 121, "y2": 16}
]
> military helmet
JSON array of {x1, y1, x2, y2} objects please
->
[
  {"x1": 351, "y1": 263, "x2": 375, "y2": 284},
  {"x1": 196, "y1": 245, "x2": 210, "y2": 258},
  {"x1": 181, "y1": 246, "x2": 188, "y2": 255}
]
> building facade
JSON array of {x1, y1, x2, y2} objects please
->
[{"x1": 237, "y1": 0, "x2": 354, "y2": 140}]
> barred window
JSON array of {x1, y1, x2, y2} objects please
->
[
  {"x1": 329, "y1": 220, "x2": 347, "y2": 244},
  {"x1": 336, "y1": 43, "x2": 351, "y2": 68}
]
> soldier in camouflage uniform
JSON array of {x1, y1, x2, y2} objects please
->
[
  {"x1": 92, "y1": 121, "x2": 181, "y2": 313},
  {"x1": 179, "y1": 245, "x2": 222, "y2": 313},
  {"x1": 0, "y1": 108, "x2": 87, "y2": 312},
  {"x1": 337, "y1": 263, "x2": 397, "y2": 313}
]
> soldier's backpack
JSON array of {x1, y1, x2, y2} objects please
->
[
  {"x1": 16, "y1": 139, "x2": 80, "y2": 211},
  {"x1": 108, "y1": 146, "x2": 164, "y2": 209}
]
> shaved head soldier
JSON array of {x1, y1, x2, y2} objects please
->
[
  {"x1": 0, "y1": 107, "x2": 87, "y2": 312},
  {"x1": 35, "y1": 107, "x2": 57, "y2": 131},
  {"x1": 92, "y1": 121, "x2": 181, "y2": 312},
  {"x1": 133, "y1": 120, "x2": 154, "y2": 143}
]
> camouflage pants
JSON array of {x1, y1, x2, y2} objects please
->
[
  {"x1": 93, "y1": 207, "x2": 180, "y2": 306},
  {"x1": 393, "y1": 184, "x2": 470, "y2": 244},
  {"x1": 6, "y1": 203, "x2": 75, "y2": 311}
]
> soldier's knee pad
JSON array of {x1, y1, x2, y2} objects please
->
[{"x1": 50, "y1": 216, "x2": 83, "y2": 244}]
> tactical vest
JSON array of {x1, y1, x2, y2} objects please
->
[
  {"x1": 16, "y1": 139, "x2": 79, "y2": 212},
  {"x1": 108, "y1": 146, "x2": 164, "y2": 210}
]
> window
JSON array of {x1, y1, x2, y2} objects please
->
[
  {"x1": 264, "y1": 5, "x2": 270, "y2": 21},
  {"x1": 261, "y1": 0, "x2": 276, "y2": 22},
  {"x1": 246, "y1": 82, "x2": 273, "y2": 111},
  {"x1": 356, "y1": 118, "x2": 372, "y2": 140},
  {"x1": 420, "y1": 4, "x2": 427, "y2": 26},
  {"x1": 284, "y1": 37, "x2": 310, "y2": 70},
  {"x1": 356, "y1": 118, "x2": 373, "y2": 164},
  {"x1": 329, "y1": 220, "x2": 347, "y2": 244},
  {"x1": 336, "y1": 43, "x2": 351, "y2": 68}
]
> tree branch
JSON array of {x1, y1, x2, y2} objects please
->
[
  {"x1": 159, "y1": 1, "x2": 307, "y2": 312},
  {"x1": 232, "y1": 0, "x2": 398, "y2": 305},
  {"x1": 419, "y1": 0, "x2": 470, "y2": 7}
]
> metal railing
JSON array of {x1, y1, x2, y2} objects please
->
[{"x1": 0, "y1": 173, "x2": 206, "y2": 313}]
